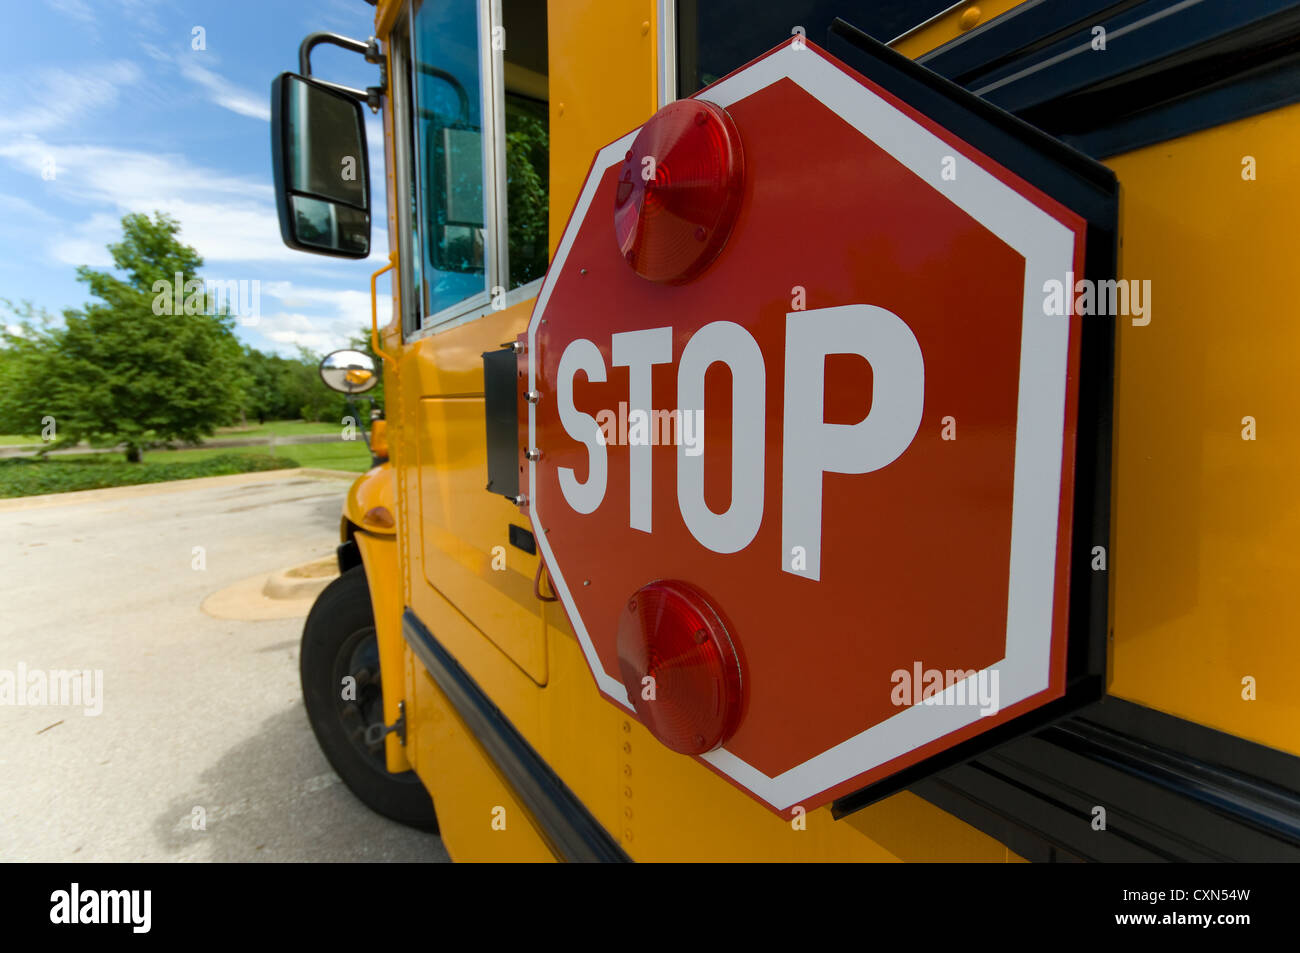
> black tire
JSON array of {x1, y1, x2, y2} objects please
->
[{"x1": 301, "y1": 564, "x2": 438, "y2": 832}]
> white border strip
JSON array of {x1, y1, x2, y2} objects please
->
[{"x1": 657, "y1": 0, "x2": 677, "y2": 107}]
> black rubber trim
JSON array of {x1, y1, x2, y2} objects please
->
[
  {"x1": 401, "y1": 610, "x2": 631, "y2": 863},
  {"x1": 336, "y1": 538, "x2": 361, "y2": 574},
  {"x1": 912, "y1": 0, "x2": 1300, "y2": 158},
  {"x1": 821, "y1": 19, "x2": 1117, "y2": 809},
  {"x1": 917, "y1": 0, "x2": 1148, "y2": 81},
  {"x1": 508, "y1": 524, "x2": 537, "y2": 555},
  {"x1": 907, "y1": 696, "x2": 1300, "y2": 862},
  {"x1": 482, "y1": 347, "x2": 521, "y2": 500}
]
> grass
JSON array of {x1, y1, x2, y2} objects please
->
[
  {"x1": 0, "y1": 452, "x2": 303, "y2": 498},
  {"x1": 213, "y1": 420, "x2": 343, "y2": 440},
  {"x1": 157, "y1": 440, "x2": 371, "y2": 472},
  {"x1": 1, "y1": 419, "x2": 342, "y2": 448},
  {"x1": 0, "y1": 419, "x2": 372, "y2": 497}
]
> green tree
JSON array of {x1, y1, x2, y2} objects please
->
[
  {"x1": 241, "y1": 345, "x2": 301, "y2": 423},
  {"x1": 347, "y1": 328, "x2": 386, "y2": 410},
  {"x1": 0, "y1": 213, "x2": 247, "y2": 461},
  {"x1": 289, "y1": 345, "x2": 343, "y2": 422}
]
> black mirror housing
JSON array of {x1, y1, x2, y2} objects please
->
[{"x1": 270, "y1": 72, "x2": 372, "y2": 259}]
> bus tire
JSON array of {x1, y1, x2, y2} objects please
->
[{"x1": 300, "y1": 564, "x2": 438, "y2": 832}]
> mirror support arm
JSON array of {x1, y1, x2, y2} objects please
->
[
  {"x1": 371, "y1": 253, "x2": 398, "y2": 367},
  {"x1": 299, "y1": 32, "x2": 387, "y2": 111}
]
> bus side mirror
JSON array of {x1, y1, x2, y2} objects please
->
[
  {"x1": 271, "y1": 72, "x2": 372, "y2": 259},
  {"x1": 320, "y1": 349, "x2": 379, "y2": 394}
]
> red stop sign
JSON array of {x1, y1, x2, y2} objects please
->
[{"x1": 525, "y1": 35, "x2": 1114, "y2": 814}]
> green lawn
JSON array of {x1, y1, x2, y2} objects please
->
[
  {"x1": 213, "y1": 420, "x2": 344, "y2": 440},
  {"x1": 1, "y1": 419, "x2": 345, "y2": 448},
  {"x1": 0, "y1": 420, "x2": 371, "y2": 497},
  {"x1": 0, "y1": 452, "x2": 303, "y2": 498},
  {"x1": 157, "y1": 440, "x2": 371, "y2": 472}
]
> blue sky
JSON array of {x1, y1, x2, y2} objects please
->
[{"x1": 0, "y1": 0, "x2": 391, "y2": 356}]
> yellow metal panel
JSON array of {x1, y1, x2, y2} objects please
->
[
  {"x1": 354, "y1": 529, "x2": 411, "y2": 773},
  {"x1": 546, "y1": 0, "x2": 657, "y2": 256},
  {"x1": 415, "y1": 396, "x2": 548, "y2": 685},
  {"x1": 406, "y1": 656, "x2": 556, "y2": 862},
  {"x1": 406, "y1": 554, "x2": 546, "y2": 745},
  {"x1": 374, "y1": 0, "x2": 403, "y2": 37},
  {"x1": 344, "y1": 464, "x2": 397, "y2": 536},
  {"x1": 404, "y1": 304, "x2": 530, "y2": 396},
  {"x1": 1105, "y1": 104, "x2": 1300, "y2": 757},
  {"x1": 401, "y1": 300, "x2": 548, "y2": 685},
  {"x1": 843, "y1": 791, "x2": 1024, "y2": 862}
]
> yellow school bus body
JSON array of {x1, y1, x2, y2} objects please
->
[{"x1": 342, "y1": 0, "x2": 1300, "y2": 861}]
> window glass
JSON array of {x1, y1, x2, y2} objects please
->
[
  {"x1": 411, "y1": 0, "x2": 488, "y2": 321},
  {"x1": 502, "y1": 0, "x2": 549, "y2": 289},
  {"x1": 286, "y1": 82, "x2": 367, "y2": 208},
  {"x1": 292, "y1": 196, "x2": 369, "y2": 255},
  {"x1": 504, "y1": 90, "x2": 548, "y2": 288}
]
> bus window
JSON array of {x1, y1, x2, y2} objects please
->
[
  {"x1": 502, "y1": 0, "x2": 548, "y2": 290},
  {"x1": 410, "y1": 0, "x2": 490, "y2": 324},
  {"x1": 405, "y1": 0, "x2": 548, "y2": 330}
]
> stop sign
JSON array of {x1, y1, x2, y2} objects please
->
[{"x1": 524, "y1": 31, "x2": 1115, "y2": 815}]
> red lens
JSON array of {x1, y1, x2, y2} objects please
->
[
  {"x1": 613, "y1": 99, "x2": 745, "y2": 285},
  {"x1": 616, "y1": 580, "x2": 744, "y2": 754}
]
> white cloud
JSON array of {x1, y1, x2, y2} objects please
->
[
  {"x1": 263, "y1": 281, "x2": 384, "y2": 316},
  {"x1": 47, "y1": 213, "x2": 121, "y2": 268},
  {"x1": 0, "y1": 192, "x2": 60, "y2": 224},
  {"x1": 175, "y1": 57, "x2": 271, "y2": 122},
  {"x1": 45, "y1": 0, "x2": 96, "y2": 23},
  {"x1": 251, "y1": 281, "x2": 392, "y2": 356},
  {"x1": 44, "y1": 0, "x2": 168, "y2": 30},
  {"x1": 0, "y1": 135, "x2": 303, "y2": 265},
  {"x1": 0, "y1": 61, "x2": 141, "y2": 135}
]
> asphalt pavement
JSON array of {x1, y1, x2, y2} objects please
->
[{"x1": 0, "y1": 471, "x2": 448, "y2": 862}]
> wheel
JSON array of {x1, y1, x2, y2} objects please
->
[{"x1": 301, "y1": 564, "x2": 438, "y2": 832}]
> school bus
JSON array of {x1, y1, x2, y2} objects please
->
[{"x1": 272, "y1": 0, "x2": 1300, "y2": 861}]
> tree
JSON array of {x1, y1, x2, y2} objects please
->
[
  {"x1": 241, "y1": 346, "x2": 302, "y2": 424},
  {"x1": 0, "y1": 213, "x2": 247, "y2": 461},
  {"x1": 347, "y1": 328, "x2": 386, "y2": 410},
  {"x1": 289, "y1": 345, "x2": 344, "y2": 422}
]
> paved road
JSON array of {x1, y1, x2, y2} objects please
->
[{"x1": 0, "y1": 472, "x2": 448, "y2": 862}]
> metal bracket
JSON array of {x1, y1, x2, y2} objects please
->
[
  {"x1": 298, "y1": 32, "x2": 387, "y2": 112},
  {"x1": 364, "y1": 699, "x2": 408, "y2": 748}
]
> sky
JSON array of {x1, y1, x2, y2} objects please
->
[{"x1": 0, "y1": 0, "x2": 392, "y2": 356}]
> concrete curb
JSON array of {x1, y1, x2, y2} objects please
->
[
  {"x1": 298, "y1": 468, "x2": 363, "y2": 480},
  {"x1": 201, "y1": 555, "x2": 341, "y2": 621},
  {"x1": 0, "y1": 467, "x2": 361, "y2": 511}
]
